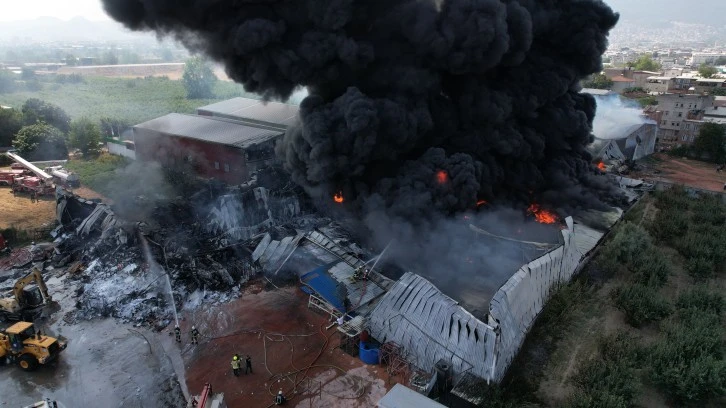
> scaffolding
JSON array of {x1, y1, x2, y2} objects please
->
[{"x1": 379, "y1": 342, "x2": 412, "y2": 384}]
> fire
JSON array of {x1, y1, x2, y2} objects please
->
[
  {"x1": 476, "y1": 199, "x2": 488, "y2": 206},
  {"x1": 333, "y1": 192, "x2": 344, "y2": 203},
  {"x1": 527, "y1": 203, "x2": 559, "y2": 224},
  {"x1": 597, "y1": 161, "x2": 606, "y2": 171},
  {"x1": 436, "y1": 170, "x2": 448, "y2": 184}
]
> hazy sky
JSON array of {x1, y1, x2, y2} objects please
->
[
  {"x1": 0, "y1": 0, "x2": 111, "y2": 21},
  {"x1": 1, "y1": 0, "x2": 724, "y2": 24}
]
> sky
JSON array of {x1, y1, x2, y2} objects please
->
[
  {"x1": 1, "y1": 0, "x2": 724, "y2": 24},
  {"x1": 0, "y1": 0, "x2": 111, "y2": 21}
]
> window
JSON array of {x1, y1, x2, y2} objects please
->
[
  {"x1": 678, "y1": 112, "x2": 682, "y2": 117},
  {"x1": 665, "y1": 111, "x2": 669, "y2": 116},
  {"x1": 224, "y1": 164, "x2": 230, "y2": 173},
  {"x1": 676, "y1": 122, "x2": 680, "y2": 126},
  {"x1": 672, "y1": 122, "x2": 675, "y2": 126},
  {"x1": 685, "y1": 124, "x2": 690, "y2": 130},
  {"x1": 661, "y1": 120, "x2": 666, "y2": 125},
  {"x1": 214, "y1": 161, "x2": 219, "y2": 170}
]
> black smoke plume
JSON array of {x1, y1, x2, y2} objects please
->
[{"x1": 101, "y1": 0, "x2": 620, "y2": 220}]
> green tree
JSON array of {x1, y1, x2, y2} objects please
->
[
  {"x1": 698, "y1": 65, "x2": 718, "y2": 78},
  {"x1": 64, "y1": 54, "x2": 77, "y2": 66},
  {"x1": 583, "y1": 74, "x2": 614, "y2": 90},
  {"x1": 0, "y1": 70, "x2": 16, "y2": 94},
  {"x1": 69, "y1": 118, "x2": 102, "y2": 157},
  {"x1": 628, "y1": 55, "x2": 662, "y2": 72},
  {"x1": 99, "y1": 117, "x2": 130, "y2": 138},
  {"x1": 21, "y1": 98, "x2": 71, "y2": 134},
  {"x1": 20, "y1": 67, "x2": 36, "y2": 80},
  {"x1": 12, "y1": 123, "x2": 68, "y2": 160},
  {"x1": 692, "y1": 123, "x2": 726, "y2": 163},
  {"x1": 102, "y1": 50, "x2": 119, "y2": 65},
  {"x1": 182, "y1": 57, "x2": 217, "y2": 99},
  {"x1": 0, "y1": 107, "x2": 23, "y2": 147}
]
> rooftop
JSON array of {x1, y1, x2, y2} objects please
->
[
  {"x1": 581, "y1": 88, "x2": 615, "y2": 96},
  {"x1": 611, "y1": 75, "x2": 635, "y2": 82},
  {"x1": 377, "y1": 384, "x2": 447, "y2": 408},
  {"x1": 197, "y1": 97, "x2": 300, "y2": 130},
  {"x1": 133, "y1": 113, "x2": 283, "y2": 149}
]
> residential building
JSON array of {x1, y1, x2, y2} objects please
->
[
  {"x1": 690, "y1": 53, "x2": 726, "y2": 66},
  {"x1": 656, "y1": 94, "x2": 713, "y2": 145},
  {"x1": 610, "y1": 75, "x2": 636, "y2": 93},
  {"x1": 644, "y1": 76, "x2": 676, "y2": 94},
  {"x1": 695, "y1": 78, "x2": 726, "y2": 95},
  {"x1": 703, "y1": 105, "x2": 726, "y2": 126}
]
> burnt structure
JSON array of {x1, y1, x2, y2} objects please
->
[{"x1": 132, "y1": 113, "x2": 284, "y2": 185}]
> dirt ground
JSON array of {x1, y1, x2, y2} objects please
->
[
  {"x1": 0, "y1": 183, "x2": 109, "y2": 231},
  {"x1": 181, "y1": 283, "x2": 391, "y2": 407},
  {"x1": 632, "y1": 153, "x2": 726, "y2": 192},
  {"x1": 0, "y1": 188, "x2": 56, "y2": 230}
]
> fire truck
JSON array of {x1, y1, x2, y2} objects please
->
[
  {"x1": 12, "y1": 176, "x2": 54, "y2": 196},
  {"x1": 4, "y1": 152, "x2": 55, "y2": 196},
  {"x1": 0, "y1": 169, "x2": 25, "y2": 186}
]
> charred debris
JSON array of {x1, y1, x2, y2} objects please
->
[{"x1": 48, "y1": 167, "x2": 363, "y2": 328}]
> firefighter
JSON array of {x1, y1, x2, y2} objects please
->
[
  {"x1": 231, "y1": 354, "x2": 241, "y2": 377},
  {"x1": 275, "y1": 390, "x2": 286, "y2": 405},
  {"x1": 30, "y1": 190, "x2": 36, "y2": 203},
  {"x1": 191, "y1": 326, "x2": 200, "y2": 345},
  {"x1": 245, "y1": 355, "x2": 252, "y2": 374},
  {"x1": 174, "y1": 325, "x2": 181, "y2": 343}
]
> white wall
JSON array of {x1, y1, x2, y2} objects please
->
[{"x1": 107, "y1": 142, "x2": 136, "y2": 160}]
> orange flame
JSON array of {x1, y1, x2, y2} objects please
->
[
  {"x1": 597, "y1": 161, "x2": 606, "y2": 171},
  {"x1": 527, "y1": 203, "x2": 559, "y2": 224},
  {"x1": 476, "y1": 199, "x2": 488, "y2": 206},
  {"x1": 436, "y1": 170, "x2": 448, "y2": 184},
  {"x1": 333, "y1": 192, "x2": 344, "y2": 203}
]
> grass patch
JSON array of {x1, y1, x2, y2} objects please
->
[
  {"x1": 65, "y1": 154, "x2": 130, "y2": 195},
  {"x1": 0, "y1": 76, "x2": 259, "y2": 124}
]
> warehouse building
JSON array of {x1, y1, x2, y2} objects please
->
[
  {"x1": 197, "y1": 97, "x2": 299, "y2": 130},
  {"x1": 132, "y1": 113, "x2": 284, "y2": 184},
  {"x1": 130, "y1": 97, "x2": 300, "y2": 185}
]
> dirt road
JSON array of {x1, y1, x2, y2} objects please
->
[{"x1": 634, "y1": 154, "x2": 726, "y2": 192}]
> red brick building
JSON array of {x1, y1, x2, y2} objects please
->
[{"x1": 132, "y1": 113, "x2": 284, "y2": 184}]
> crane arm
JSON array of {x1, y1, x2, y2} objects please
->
[{"x1": 12, "y1": 268, "x2": 52, "y2": 305}]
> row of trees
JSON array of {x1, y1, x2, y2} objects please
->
[
  {"x1": 669, "y1": 123, "x2": 726, "y2": 164},
  {"x1": 0, "y1": 99, "x2": 105, "y2": 160}
]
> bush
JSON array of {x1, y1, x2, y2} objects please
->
[
  {"x1": 630, "y1": 247, "x2": 671, "y2": 287},
  {"x1": 613, "y1": 284, "x2": 671, "y2": 327},
  {"x1": 648, "y1": 208, "x2": 689, "y2": 242},
  {"x1": 567, "y1": 333, "x2": 643, "y2": 407},
  {"x1": 601, "y1": 222, "x2": 653, "y2": 265},
  {"x1": 676, "y1": 225, "x2": 726, "y2": 268},
  {"x1": 676, "y1": 287, "x2": 724, "y2": 316},
  {"x1": 685, "y1": 256, "x2": 715, "y2": 280},
  {"x1": 649, "y1": 313, "x2": 726, "y2": 403},
  {"x1": 690, "y1": 195, "x2": 726, "y2": 226},
  {"x1": 653, "y1": 186, "x2": 692, "y2": 211}
]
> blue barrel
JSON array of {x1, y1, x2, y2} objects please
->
[{"x1": 359, "y1": 342, "x2": 380, "y2": 365}]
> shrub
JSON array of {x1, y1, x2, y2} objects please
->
[
  {"x1": 649, "y1": 313, "x2": 726, "y2": 403},
  {"x1": 648, "y1": 208, "x2": 689, "y2": 242},
  {"x1": 676, "y1": 287, "x2": 724, "y2": 317},
  {"x1": 613, "y1": 284, "x2": 671, "y2": 327},
  {"x1": 630, "y1": 247, "x2": 671, "y2": 287},
  {"x1": 653, "y1": 186, "x2": 692, "y2": 211},
  {"x1": 601, "y1": 222, "x2": 653, "y2": 265},
  {"x1": 691, "y1": 195, "x2": 726, "y2": 226},
  {"x1": 685, "y1": 256, "x2": 715, "y2": 280}
]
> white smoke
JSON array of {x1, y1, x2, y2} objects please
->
[{"x1": 592, "y1": 95, "x2": 654, "y2": 140}]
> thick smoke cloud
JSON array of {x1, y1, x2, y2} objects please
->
[
  {"x1": 593, "y1": 94, "x2": 655, "y2": 140},
  {"x1": 101, "y1": 0, "x2": 620, "y2": 220}
]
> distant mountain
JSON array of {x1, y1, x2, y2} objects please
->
[
  {"x1": 0, "y1": 16, "x2": 156, "y2": 43},
  {"x1": 605, "y1": 0, "x2": 726, "y2": 27}
]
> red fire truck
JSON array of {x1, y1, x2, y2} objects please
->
[
  {"x1": 0, "y1": 170, "x2": 25, "y2": 186},
  {"x1": 12, "y1": 176, "x2": 54, "y2": 196}
]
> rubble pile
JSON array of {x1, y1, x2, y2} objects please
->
[{"x1": 50, "y1": 175, "x2": 308, "y2": 328}]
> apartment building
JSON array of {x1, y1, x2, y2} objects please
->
[{"x1": 655, "y1": 94, "x2": 713, "y2": 145}]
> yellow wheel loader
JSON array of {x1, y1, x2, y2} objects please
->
[
  {"x1": 0, "y1": 268, "x2": 55, "y2": 322},
  {"x1": 0, "y1": 321, "x2": 67, "y2": 371}
]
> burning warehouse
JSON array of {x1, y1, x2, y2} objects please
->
[{"x1": 91, "y1": 0, "x2": 627, "y2": 402}]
